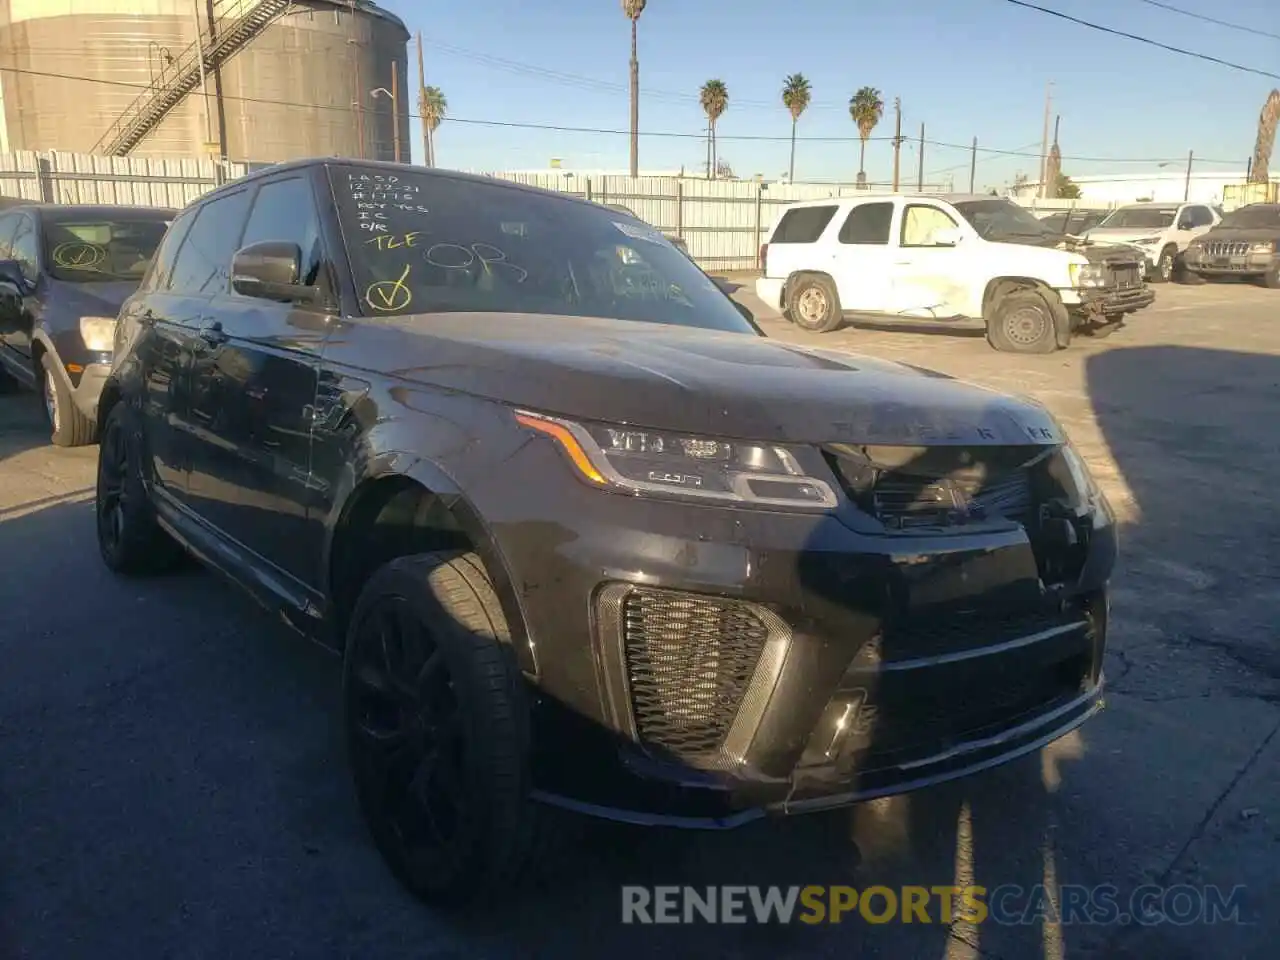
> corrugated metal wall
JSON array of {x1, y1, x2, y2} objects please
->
[
  {"x1": 0, "y1": 150, "x2": 262, "y2": 208},
  {"x1": 482, "y1": 172, "x2": 949, "y2": 270}
]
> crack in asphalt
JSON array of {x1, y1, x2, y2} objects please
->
[{"x1": 1098, "y1": 716, "x2": 1280, "y2": 956}]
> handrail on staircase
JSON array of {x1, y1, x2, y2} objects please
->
[{"x1": 91, "y1": 0, "x2": 293, "y2": 156}]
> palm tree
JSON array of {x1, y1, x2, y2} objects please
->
[
  {"x1": 849, "y1": 86, "x2": 885, "y2": 186},
  {"x1": 781, "y1": 73, "x2": 811, "y2": 182},
  {"x1": 700, "y1": 79, "x2": 729, "y2": 179},
  {"x1": 622, "y1": 0, "x2": 647, "y2": 177},
  {"x1": 1251, "y1": 88, "x2": 1280, "y2": 183},
  {"x1": 420, "y1": 85, "x2": 447, "y2": 167}
]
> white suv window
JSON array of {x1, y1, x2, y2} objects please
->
[
  {"x1": 901, "y1": 204, "x2": 958, "y2": 248},
  {"x1": 838, "y1": 201, "x2": 894, "y2": 245},
  {"x1": 770, "y1": 205, "x2": 838, "y2": 244}
]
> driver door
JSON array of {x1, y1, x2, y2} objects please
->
[{"x1": 886, "y1": 203, "x2": 974, "y2": 318}]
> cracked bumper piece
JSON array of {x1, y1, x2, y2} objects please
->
[{"x1": 490, "y1": 441, "x2": 1116, "y2": 828}]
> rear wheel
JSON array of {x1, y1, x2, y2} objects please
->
[
  {"x1": 96, "y1": 403, "x2": 184, "y2": 575},
  {"x1": 986, "y1": 289, "x2": 1060, "y2": 354},
  {"x1": 786, "y1": 274, "x2": 843, "y2": 333},
  {"x1": 344, "y1": 551, "x2": 549, "y2": 905},
  {"x1": 41, "y1": 353, "x2": 96, "y2": 447}
]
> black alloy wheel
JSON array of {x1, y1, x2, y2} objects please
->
[
  {"x1": 96, "y1": 404, "x2": 182, "y2": 575},
  {"x1": 344, "y1": 553, "x2": 545, "y2": 904}
]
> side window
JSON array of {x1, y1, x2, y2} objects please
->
[
  {"x1": 10, "y1": 214, "x2": 38, "y2": 278},
  {"x1": 140, "y1": 208, "x2": 195, "y2": 293},
  {"x1": 166, "y1": 188, "x2": 252, "y2": 296},
  {"x1": 900, "y1": 205, "x2": 959, "y2": 248},
  {"x1": 837, "y1": 201, "x2": 894, "y2": 245},
  {"x1": 1189, "y1": 206, "x2": 1213, "y2": 227},
  {"x1": 770, "y1": 205, "x2": 838, "y2": 243},
  {"x1": 239, "y1": 176, "x2": 323, "y2": 286}
]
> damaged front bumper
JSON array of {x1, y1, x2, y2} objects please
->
[{"x1": 494, "y1": 437, "x2": 1117, "y2": 829}]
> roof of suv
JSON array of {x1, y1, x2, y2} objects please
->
[
  {"x1": 773, "y1": 192, "x2": 1005, "y2": 210},
  {"x1": 201, "y1": 157, "x2": 606, "y2": 213}
]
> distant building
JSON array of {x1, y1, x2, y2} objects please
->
[{"x1": 1005, "y1": 171, "x2": 1273, "y2": 206}]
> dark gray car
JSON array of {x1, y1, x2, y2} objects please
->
[
  {"x1": 0, "y1": 203, "x2": 174, "y2": 445},
  {"x1": 1182, "y1": 204, "x2": 1280, "y2": 287}
]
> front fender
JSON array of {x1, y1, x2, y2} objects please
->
[{"x1": 320, "y1": 448, "x2": 540, "y2": 677}]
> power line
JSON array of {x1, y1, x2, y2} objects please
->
[
  {"x1": 1130, "y1": 0, "x2": 1280, "y2": 43},
  {"x1": 1002, "y1": 0, "x2": 1280, "y2": 80},
  {"x1": 0, "y1": 64, "x2": 1246, "y2": 166}
]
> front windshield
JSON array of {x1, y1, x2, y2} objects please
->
[
  {"x1": 1098, "y1": 207, "x2": 1177, "y2": 229},
  {"x1": 42, "y1": 214, "x2": 170, "y2": 282},
  {"x1": 952, "y1": 199, "x2": 1053, "y2": 240},
  {"x1": 1218, "y1": 205, "x2": 1280, "y2": 229},
  {"x1": 331, "y1": 165, "x2": 752, "y2": 334}
]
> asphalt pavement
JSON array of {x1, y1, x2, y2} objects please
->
[{"x1": 1, "y1": 282, "x2": 1277, "y2": 959}]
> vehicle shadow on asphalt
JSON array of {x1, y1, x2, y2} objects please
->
[
  {"x1": 1081, "y1": 344, "x2": 1280, "y2": 960},
  {"x1": 0, "y1": 392, "x2": 54, "y2": 466}
]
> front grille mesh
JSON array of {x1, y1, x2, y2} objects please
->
[
  {"x1": 621, "y1": 588, "x2": 769, "y2": 761},
  {"x1": 1203, "y1": 240, "x2": 1250, "y2": 257}
]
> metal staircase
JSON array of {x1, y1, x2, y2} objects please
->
[{"x1": 93, "y1": 0, "x2": 293, "y2": 156}]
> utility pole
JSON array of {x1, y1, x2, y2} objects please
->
[
  {"x1": 1038, "y1": 81, "x2": 1053, "y2": 199},
  {"x1": 1184, "y1": 149, "x2": 1194, "y2": 201},
  {"x1": 191, "y1": 0, "x2": 213, "y2": 150},
  {"x1": 917, "y1": 123, "x2": 925, "y2": 191},
  {"x1": 349, "y1": 1, "x2": 364, "y2": 159},
  {"x1": 416, "y1": 31, "x2": 430, "y2": 166},
  {"x1": 390, "y1": 61, "x2": 401, "y2": 163},
  {"x1": 969, "y1": 136, "x2": 978, "y2": 193},
  {"x1": 891, "y1": 97, "x2": 902, "y2": 191}
]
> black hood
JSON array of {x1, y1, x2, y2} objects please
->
[
  {"x1": 335, "y1": 313, "x2": 1065, "y2": 447},
  {"x1": 1193, "y1": 228, "x2": 1280, "y2": 244}
]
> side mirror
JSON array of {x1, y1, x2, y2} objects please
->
[
  {"x1": 231, "y1": 241, "x2": 321, "y2": 304},
  {"x1": 931, "y1": 227, "x2": 963, "y2": 247},
  {"x1": 0, "y1": 258, "x2": 29, "y2": 293}
]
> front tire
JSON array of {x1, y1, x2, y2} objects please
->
[
  {"x1": 96, "y1": 403, "x2": 184, "y2": 575},
  {"x1": 1262, "y1": 263, "x2": 1280, "y2": 289},
  {"x1": 41, "y1": 352, "x2": 96, "y2": 447},
  {"x1": 786, "y1": 274, "x2": 843, "y2": 333},
  {"x1": 344, "y1": 551, "x2": 546, "y2": 905},
  {"x1": 986, "y1": 289, "x2": 1060, "y2": 354},
  {"x1": 1151, "y1": 245, "x2": 1176, "y2": 284}
]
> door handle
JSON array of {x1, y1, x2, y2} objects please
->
[{"x1": 199, "y1": 322, "x2": 228, "y2": 347}]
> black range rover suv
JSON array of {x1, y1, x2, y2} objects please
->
[{"x1": 97, "y1": 159, "x2": 1116, "y2": 903}]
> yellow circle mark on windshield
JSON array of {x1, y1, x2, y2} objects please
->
[
  {"x1": 52, "y1": 241, "x2": 106, "y2": 269},
  {"x1": 365, "y1": 263, "x2": 413, "y2": 312}
]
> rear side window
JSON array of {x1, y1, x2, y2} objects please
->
[
  {"x1": 167, "y1": 188, "x2": 252, "y2": 295},
  {"x1": 770, "y1": 205, "x2": 838, "y2": 243},
  {"x1": 838, "y1": 202, "x2": 894, "y2": 245}
]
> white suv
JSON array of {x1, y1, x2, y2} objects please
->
[
  {"x1": 1082, "y1": 201, "x2": 1221, "y2": 282},
  {"x1": 755, "y1": 194, "x2": 1155, "y2": 353}
]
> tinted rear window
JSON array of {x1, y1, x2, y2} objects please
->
[
  {"x1": 770, "y1": 205, "x2": 838, "y2": 243},
  {"x1": 328, "y1": 165, "x2": 754, "y2": 334}
]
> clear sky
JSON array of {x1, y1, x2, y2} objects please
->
[{"x1": 378, "y1": 0, "x2": 1277, "y2": 190}]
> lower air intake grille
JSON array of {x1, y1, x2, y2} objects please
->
[{"x1": 621, "y1": 588, "x2": 770, "y2": 761}]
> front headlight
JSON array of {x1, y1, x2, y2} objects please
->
[
  {"x1": 515, "y1": 410, "x2": 839, "y2": 509},
  {"x1": 1060, "y1": 442, "x2": 1111, "y2": 528},
  {"x1": 1069, "y1": 263, "x2": 1107, "y2": 288},
  {"x1": 79, "y1": 315, "x2": 117, "y2": 352},
  {"x1": 1249, "y1": 241, "x2": 1276, "y2": 254},
  {"x1": 1134, "y1": 236, "x2": 1161, "y2": 246}
]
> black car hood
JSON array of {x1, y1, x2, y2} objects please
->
[
  {"x1": 44, "y1": 279, "x2": 136, "y2": 321},
  {"x1": 1193, "y1": 228, "x2": 1280, "y2": 243},
  {"x1": 355, "y1": 312, "x2": 1064, "y2": 446}
]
